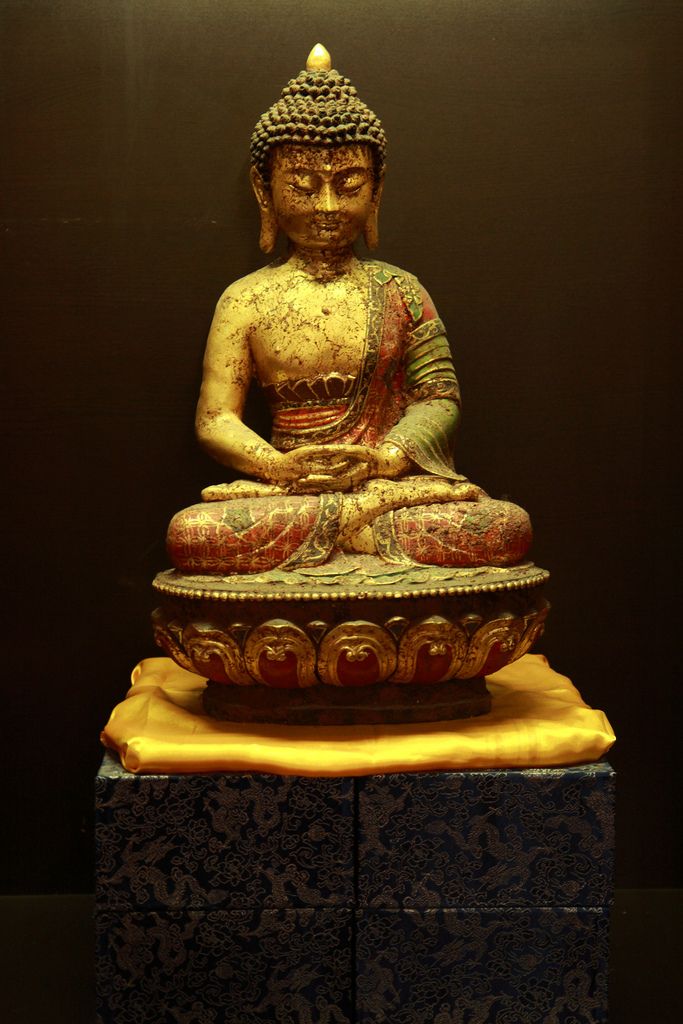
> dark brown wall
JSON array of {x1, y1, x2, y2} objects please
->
[{"x1": 2, "y1": 0, "x2": 680, "y2": 892}]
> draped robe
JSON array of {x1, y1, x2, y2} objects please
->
[{"x1": 167, "y1": 261, "x2": 531, "y2": 574}]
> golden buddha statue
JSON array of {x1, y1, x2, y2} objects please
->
[
  {"x1": 166, "y1": 44, "x2": 531, "y2": 576},
  {"x1": 153, "y1": 46, "x2": 549, "y2": 724}
]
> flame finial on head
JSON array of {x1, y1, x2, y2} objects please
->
[{"x1": 306, "y1": 43, "x2": 332, "y2": 72}]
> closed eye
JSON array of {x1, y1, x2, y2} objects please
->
[{"x1": 335, "y1": 169, "x2": 370, "y2": 195}]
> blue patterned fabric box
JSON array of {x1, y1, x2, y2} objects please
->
[
  {"x1": 96, "y1": 752, "x2": 356, "y2": 1023},
  {"x1": 356, "y1": 907, "x2": 609, "y2": 1024},
  {"x1": 96, "y1": 754, "x2": 614, "y2": 1023},
  {"x1": 96, "y1": 908, "x2": 353, "y2": 1024},
  {"x1": 354, "y1": 763, "x2": 614, "y2": 1023},
  {"x1": 357, "y1": 764, "x2": 615, "y2": 909},
  {"x1": 95, "y1": 751, "x2": 355, "y2": 911}
]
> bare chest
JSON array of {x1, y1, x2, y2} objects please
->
[{"x1": 250, "y1": 274, "x2": 370, "y2": 385}]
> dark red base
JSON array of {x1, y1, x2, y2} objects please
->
[{"x1": 202, "y1": 677, "x2": 491, "y2": 726}]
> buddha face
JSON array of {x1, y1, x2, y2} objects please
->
[{"x1": 254, "y1": 144, "x2": 380, "y2": 253}]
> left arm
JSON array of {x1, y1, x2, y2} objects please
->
[{"x1": 383, "y1": 291, "x2": 463, "y2": 480}]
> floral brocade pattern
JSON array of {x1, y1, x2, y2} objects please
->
[
  {"x1": 96, "y1": 754, "x2": 354, "y2": 910},
  {"x1": 357, "y1": 908, "x2": 609, "y2": 1024},
  {"x1": 357, "y1": 765, "x2": 615, "y2": 909},
  {"x1": 96, "y1": 908, "x2": 353, "y2": 1024},
  {"x1": 96, "y1": 754, "x2": 614, "y2": 1023}
]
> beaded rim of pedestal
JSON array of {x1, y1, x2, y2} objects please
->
[
  {"x1": 152, "y1": 559, "x2": 550, "y2": 724},
  {"x1": 153, "y1": 558, "x2": 549, "y2": 603}
]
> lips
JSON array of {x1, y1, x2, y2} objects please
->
[{"x1": 312, "y1": 216, "x2": 344, "y2": 230}]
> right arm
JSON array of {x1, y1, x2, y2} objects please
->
[
  {"x1": 195, "y1": 284, "x2": 283, "y2": 482},
  {"x1": 196, "y1": 286, "x2": 368, "y2": 490}
]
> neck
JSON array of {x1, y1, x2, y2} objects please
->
[{"x1": 289, "y1": 246, "x2": 359, "y2": 282}]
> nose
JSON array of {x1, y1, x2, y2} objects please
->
[{"x1": 315, "y1": 182, "x2": 339, "y2": 213}]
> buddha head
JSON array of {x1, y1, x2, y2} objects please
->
[{"x1": 250, "y1": 44, "x2": 387, "y2": 254}]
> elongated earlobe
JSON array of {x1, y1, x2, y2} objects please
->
[
  {"x1": 258, "y1": 208, "x2": 279, "y2": 253},
  {"x1": 363, "y1": 206, "x2": 380, "y2": 250},
  {"x1": 250, "y1": 166, "x2": 278, "y2": 254},
  {"x1": 363, "y1": 177, "x2": 384, "y2": 251}
]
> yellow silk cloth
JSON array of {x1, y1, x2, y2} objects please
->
[{"x1": 101, "y1": 654, "x2": 615, "y2": 776}]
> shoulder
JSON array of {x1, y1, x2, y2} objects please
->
[
  {"x1": 361, "y1": 258, "x2": 418, "y2": 285},
  {"x1": 362, "y1": 259, "x2": 435, "y2": 324},
  {"x1": 214, "y1": 263, "x2": 278, "y2": 308},
  {"x1": 211, "y1": 262, "x2": 285, "y2": 328}
]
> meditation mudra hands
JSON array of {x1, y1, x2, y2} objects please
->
[
  {"x1": 274, "y1": 442, "x2": 410, "y2": 493},
  {"x1": 201, "y1": 442, "x2": 411, "y2": 501},
  {"x1": 200, "y1": 442, "x2": 484, "y2": 526}
]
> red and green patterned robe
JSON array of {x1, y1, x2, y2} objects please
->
[{"x1": 167, "y1": 261, "x2": 531, "y2": 573}]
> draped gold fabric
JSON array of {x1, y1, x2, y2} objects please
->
[{"x1": 100, "y1": 654, "x2": 614, "y2": 776}]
